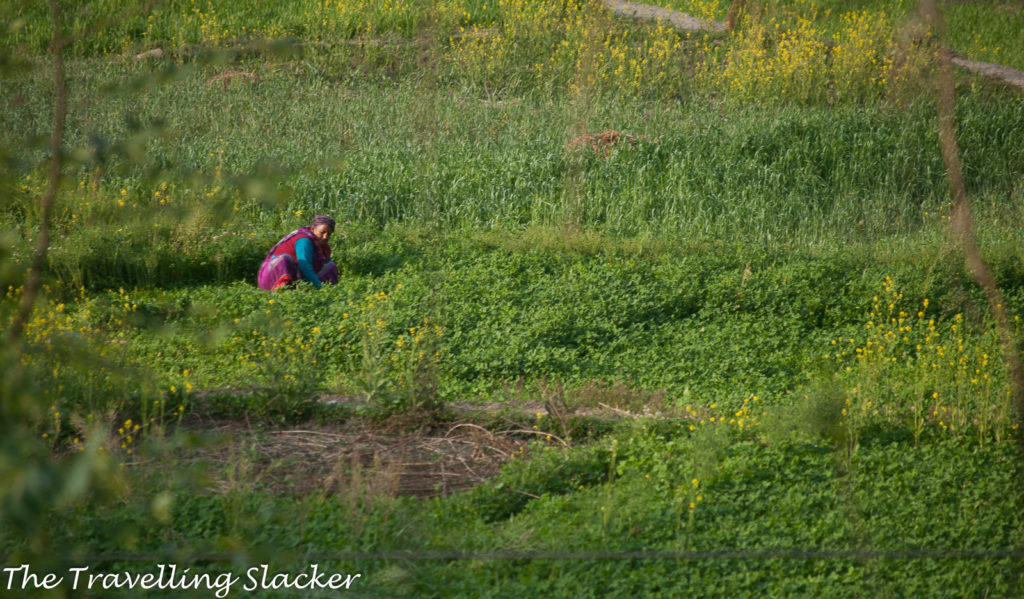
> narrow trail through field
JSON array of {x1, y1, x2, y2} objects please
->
[
  {"x1": 949, "y1": 56, "x2": 1024, "y2": 89},
  {"x1": 603, "y1": 0, "x2": 1024, "y2": 89}
]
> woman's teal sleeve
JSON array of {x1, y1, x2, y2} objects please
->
[{"x1": 294, "y1": 237, "x2": 322, "y2": 289}]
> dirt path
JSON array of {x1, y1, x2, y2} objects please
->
[
  {"x1": 603, "y1": 0, "x2": 727, "y2": 32},
  {"x1": 951, "y1": 56, "x2": 1024, "y2": 89},
  {"x1": 602, "y1": 0, "x2": 1024, "y2": 90}
]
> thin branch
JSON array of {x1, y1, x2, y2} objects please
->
[
  {"x1": 445, "y1": 422, "x2": 497, "y2": 438},
  {"x1": 7, "y1": 0, "x2": 67, "y2": 346},
  {"x1": 500, "y1": 429, "x2": 569, "y2": 447},
  {"x1": 510, "y1": 488, "x2": 542, "y2": 499},
  {"x1": 598, "y1": 402, "x2": 639, "y2": 418},
  {"x1": 725, "y1": 0, "x2": 747, "y2": 31},
  {"x1": 920, "y1": 0, "x2": 1024, "y2": 441}
]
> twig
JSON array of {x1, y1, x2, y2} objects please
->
[
  {"x1": 439, "y1": 459, "x2": 447, "y2": 495},
  {"x1": 598, "y1": 402, "x2": 639, "y2": 418},
  {"x1": 480, "y1": 444, "x2": 513, "y2": 460},
  {"x1": 510, "y1": 488, "x2": 542, "y2": 499},
  {"x1": 500, "y1": 429, "x2": 569, "y2": 447},
  {"x1": 265, "y1": 430, "x2": 347, "y2": 438},
  {"x1": 445, "y1": 422, "x2": 496, "y2": 439},
  {"x1": 454, "y1": 455, "x2": 485, "y2": 481},
  {"x1": 545, "y1": 395, "x2": 571, "y2": 439}
]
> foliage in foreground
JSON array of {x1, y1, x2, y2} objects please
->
[{"x1": 4, "y1": 71, "x2": 1023, "y2": 274}]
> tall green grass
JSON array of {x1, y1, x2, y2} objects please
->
[{"x1": 4, "y1": 61, "x2": 1023, "y2": 276}]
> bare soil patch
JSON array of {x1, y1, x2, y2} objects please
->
[
  {"x1": 604, "y1": 0, "x2": 727, "y2": 32},
  {"x1": 181, "y1": 416, "x2": 531, "y2": 498},
  {"x1": 567, "y1": 129, "x2": 643, "y2": 158},
  {"x1": 208, "y1": 69, "x2": 259, "y2": 87},
  {"x1": 174, "y1": 383, "x2": 674, "y2": 499}
]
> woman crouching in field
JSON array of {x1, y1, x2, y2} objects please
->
[{"x1": 258, "y1": 215, "x2": 339, "y2": 290}]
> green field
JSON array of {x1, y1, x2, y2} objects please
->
[{"x1": 3, "y1": 0, "x2": 1024, "y2": 596}]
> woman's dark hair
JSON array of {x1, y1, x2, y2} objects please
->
[{"x1": 310, "y1": 215, "x2": 336, "y2": 231}]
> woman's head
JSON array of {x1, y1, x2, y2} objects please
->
[{"x1": 309, "y1": 215, "x2": 336, "y2": 241}]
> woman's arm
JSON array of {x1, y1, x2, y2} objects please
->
[{"x1": 294, "y1": 237, "x2": 322, "y2": 289}]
